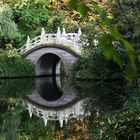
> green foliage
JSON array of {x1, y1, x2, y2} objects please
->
[
  {"x1": 74, "y1": 78, "x2": 140, "y2": 140},
  {"x1": 12, "y1": 0, "x2": 51, "y2": 29},
  {"x1": 68, "y1": 0, "x2": 139, "y2": 80},
  {"x1": 0, "y1": 3, "x2": 17, "y2": 48},
  {"x1": 110, "y1": 0, "x2": 140, "y2": 47},
  {"x1": 4, "y1": 0, "x2": 57, "y2": 47},
  {"x1": 73, "y1": 48, "x2": 124, "y2": 80},
  {"x1": 0, "y1": 3, "x2": 19, "y2": 45},
  {"x1": 91, "y1": 2, "x2": 138, "y2": 80},
  {"x1": 17, "y1": 114, "x2": 56, "y2": 140},
  {"x1": 68, "y1": 0, "x2": 88, "y2": 17},
  {"x1": 0, "y1": 106, "x2": 22, "y2": 140},
  {"x1": 90, "y1": 89, "x2": 140, "y2": 140},
  {"x1": 0, "y1": 50, "x2": 35, "y2": 77}
]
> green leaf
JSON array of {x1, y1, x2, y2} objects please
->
[
  {"x1": 128, "y1": 53, "x2": 136, "y2": 63},
  {"x1": 102, "y1": 46, "x2": 114, "y2": 60},
  {"x1": 102, "y1": 45, "x2": 123, "y2": 68},
  {"x1": 68, "y1": 0, "x2": 79, "y2": 10},
  {"x1": 93, "y1": 2, "x2": 103, "y2": 15},
  {"x1": 77, "y1": 2, "x2": 88, "y2": 17},
  {"x1": 98, "y1": 35, "x2": 111, "y2": 48},
  {"x1": 110, "y1": 27, "x2": 122, "y2": 40},
  {"x1": 122, "y1": 39, "x2": 134, "y2": 52},
  {"x1": 68, "y1": 0, "x2": 88, "y2": 17},
  {"x1": 93, "y1": 3, "x2": 110, "y2": 26},
  {"x1": 124, "y1": 63, "x2": 137, "y2": 80},
  {"x1": 112, "y1": 50, "x2": 123, "y2": 68}
]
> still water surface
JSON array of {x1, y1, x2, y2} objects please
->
[{"x1": 0, "y1": 77, "x2": 124, "y2": 140}]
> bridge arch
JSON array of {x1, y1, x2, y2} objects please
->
[
  {"x1": 20, "y1": 27, "x2": 83, "y2": 76},
  {"x1": 24, "y1": 44, "x2": 79, "y2": 76},
  {"x1": 37, "y1": 53, "x2": 61, "y2": 76}
]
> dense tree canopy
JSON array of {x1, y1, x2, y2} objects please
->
[
  {"x1": 0, "y1": 3, "x2": 19, "y2": 48},
  {"x1": 68, "y1": 0, "x2": 140, "y2": 80},
  {"x1": 110, "y1": 0, "x2": 140, "y2": 47}
]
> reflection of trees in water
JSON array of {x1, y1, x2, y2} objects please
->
[
  {"x1": 74, "y1": 81, "x2": 127, "y2": 114},
  {"x1": 74, "y1": 80, "x2": 140, "y2": 139},
  {"x1": 0, "y1": 79, "x2": 35, "y2": 98},
  {"x1": 0, "y1": 78, "x2": 35, "y2": 139},
  {"x1": 0, "y1": 78, "x2": 34, "y2": 126},
  {"x1": 0, "y1": 101, "x2": 23, "y2": 140}
]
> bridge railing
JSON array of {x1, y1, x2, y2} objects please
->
[{"x1": 20, "y1": 27, "x2": 83, "y2": 54}]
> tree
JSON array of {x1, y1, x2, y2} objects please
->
[
  {"x1": 0, "y1": 3, "x2": 19, "y2": 48},
  {"x1": 110, "y1": 0, "x2": 140, "y2": 47},
  {"x1": 68, "y1": 0, "x2": 139, "y2": 80},
  {"x1": 3, "y1": 0, "x2": 54, "y2": 47}
]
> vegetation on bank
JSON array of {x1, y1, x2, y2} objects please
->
[
  {"x1": 91, "y1": 89, "x2": 140, "y2": 140},
  {"x1": 0, "y1": 78, "x2": 35, "y2": 98},
  {"x1": 0, "y1": 49, "x2": 35, "y2": 77},
  {"x1": 73, "y1": 48, "x2": 124, "y2": 80},
  {"x1": 0, "y1": 3, "x2": 35, "y2": 77}
]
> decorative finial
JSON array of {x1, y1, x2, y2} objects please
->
[
  {"x1": 44, "y1": 119, "x2": 48, "y2": 126},
  {"x1": 26, "y1": 36, "x2": 30, "y2": 49},
  {"x1": 27, "y1": 36, "x2": 30, "y2": 42},
  {"x1": 41, "y1": 28, "x2": 45, "y2": 36},
  {"x1": 28, "y1": 104, "x2": 32, "y2": 117},
  {"x1": 59, "y1": 119, "x2": 63, "y2": 127},
  {"x1": 29, "y1": 112, "x2": 32, "y2": 117},
  {"x1": 57, "y1": 27, "x2": 61, "y2": 35},
  {"x1": 65, "y1": 118, "x2": 68, "y2": 124},
  {"x1": 78, "y1": 27, "x2": 82, "y2": 35},
  {"x1": 0, "y1": 1, "x2": 3, "y2": 4},
  {"x1": 62, "y1": 28, "x2": 66, "y2": 35}
]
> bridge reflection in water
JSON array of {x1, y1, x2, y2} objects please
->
[{"x1": 22, "y1": 77, "x2": 90, "y2": 127}]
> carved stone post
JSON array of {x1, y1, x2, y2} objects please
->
[
  {"x1": 41, "y1": 28, "x2": 46, "y2": 44},
  {"x1": 56, "y1": 27, "x2": 61, "y2": 43},
  {"x1": 26, "y1": 36, "x2": 30, "y2": 50}
]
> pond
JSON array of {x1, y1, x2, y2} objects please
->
[{"x1": 0, "y1": 76, "x2": 128, "y2": 140}]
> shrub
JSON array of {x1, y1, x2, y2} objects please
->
[
  {"x1": 0, "y1": 50, "x2": 35, "y2": 77},
  {"x1": 73, "y1": 48, "x2": 124, "y2": 80}
]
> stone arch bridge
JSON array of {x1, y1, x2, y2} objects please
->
[{"x1": 20, "y1": 27, "x2": 83, "y2": 76}]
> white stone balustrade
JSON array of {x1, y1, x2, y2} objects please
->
[
  {"x1": 20, "y1": 27, "x2": 83, "y2": 54},
  {"x1": 22, "y1": 99, "x2": 90, "y2": 127}
]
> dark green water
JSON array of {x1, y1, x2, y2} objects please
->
[{"x1": 0, "y1": 77, "x2": 127, "y2": 140}]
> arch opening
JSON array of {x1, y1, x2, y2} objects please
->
[
  {"x1": 37, "y1": 53, "x2": 65, "y2": 76},
  {"x1": 37, "y1": 77, "x2": 63, "y2": 101}
]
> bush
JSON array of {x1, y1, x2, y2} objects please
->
[
  {"x1": 0, "y1": 50, "x2": 35, "y2": 77},
  {"x1": 73, "y1": 48, "x2": 124, "y2": 80}
]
